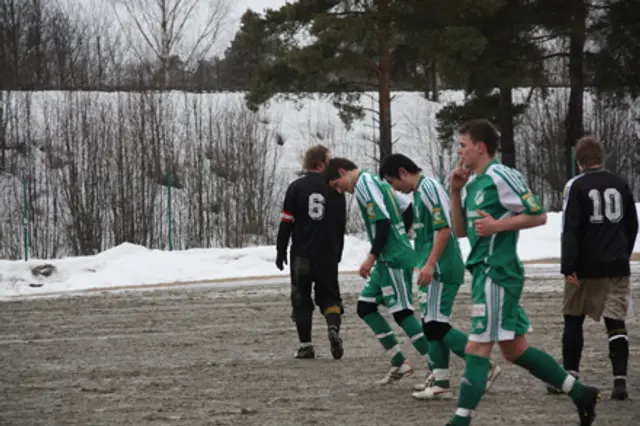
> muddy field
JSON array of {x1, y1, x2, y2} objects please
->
[{"x1": 1, "y1": 269, "x2": 639, "y2": 426}]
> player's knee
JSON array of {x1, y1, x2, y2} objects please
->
[
  {"x1": 423, "y1": 321, "x2": 452, "y2": 341},
  {"x1": 357, "y1": 301, "x2": 378, "y2": 319},
  {"x1": 392, "y1": 309, "x2": 414, "y2": 325},
  {"x1": 322, "y1": 304, "x2": 343, "y2": 317}
]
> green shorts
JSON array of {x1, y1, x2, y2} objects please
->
[
  {"x1": 469, "y1": 267, "x2": 532, "y2": 342},
  {"x1": 359, "y1": 263, "x2": 414, "y2": 314},
  {"x1": 418, "y1": 277, "x2": 461, "y2": 324}
]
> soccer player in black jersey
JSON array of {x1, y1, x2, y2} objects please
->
[
  {"x1": 552, "y1": 135, "x2": 639, "y2": 400},
  {"x1": 275, "y1": 145, "x2": 347, "y2": 360}
]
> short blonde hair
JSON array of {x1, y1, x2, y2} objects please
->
[{"x1": 303, "y1": 144, "x2": 329, "y2": 170}]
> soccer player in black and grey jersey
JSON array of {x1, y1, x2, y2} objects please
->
[
  {"x1": 275, "y1": 145, "x2": 347, "y2": 360},
  {"x1": 552, "y1": 135, "x2": 639, "y2": 400}
]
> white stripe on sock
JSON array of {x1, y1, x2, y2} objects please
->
[
  {"x1": 376, "y1": 331, "x2": 394, "y2": 339},
  {"x1": 562, "y1": 374, "x2": 576, "y2": 393},
  {"x1": 387, "y1": 345, "x2": 400, "y2": 356},
  {"x1": 433, "y1": 369, "x2": 450, "y2": 381},
  {"x1": 410, "y1": 332, "x2": 424, "y2": 342},
  {"x1": 455, "y1": 408, "x2": 472, "y2": 418},
  {"x1": 609, "y1": 334, "x2": 628, "y2": 342}
]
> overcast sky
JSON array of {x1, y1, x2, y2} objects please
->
[{"x1": 59, "y1": 0, "x2": 291, "y2": 57}]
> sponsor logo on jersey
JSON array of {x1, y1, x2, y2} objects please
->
[
  {"x1": 367, "y1": 202, "x2": 376, "y2": 219},
  {"x1": 522, "y1": 192, "x2": 541, "y2": 212},
  {"x1": 432, "y1": 207, "x2": 445, "y2": 225},
  {"x1": 474, "y1": 189, "x2": 485, "y2": 206}
]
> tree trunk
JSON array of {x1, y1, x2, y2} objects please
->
[
  {"x1": 498, "y1": 86, "x2": 516, "y2": 167},
  {"x1": 377, "y1": 1, "x2": 392, "y2": 162},
  {"x1": 564, "y1": 0, "x2": 586, "y2": 180},
  {"x1": 430, "y1": 61, "x2": 438, "y2": 102}
]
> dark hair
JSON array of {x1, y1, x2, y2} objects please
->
[
  {"x1": 379, "y1": 153, "x2": 422, "y2": 178},
  {"x1": 303, "y1": 144, "x2": 329, "y2": 170},
  {"x1": 324, "y1": 157, "x2": 357, "y2": 182},
  {"x1": 575, "y1": 135, "x2": 604, "y2": 167},
  {"x1": 459, "y1": 119, "x2": 500, "y2": 156}
]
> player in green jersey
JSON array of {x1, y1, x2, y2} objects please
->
[
  {"x1": 324, "y1": 157, "x2": 431, "y2": 385},
  {"x1": 446, "y1": 119, "x2": 601, "y2": 426},
  {"x1": 379, "y1": 153, "x2": 502, "y2": 401}
]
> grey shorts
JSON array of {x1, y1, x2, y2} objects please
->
[{"x1": 562, "y1": 276, "x2": 631, "y2": 321}]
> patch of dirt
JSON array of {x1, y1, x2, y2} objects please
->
[{"x1": 0, "y1": 275, "x2": 638, "y2": 426}]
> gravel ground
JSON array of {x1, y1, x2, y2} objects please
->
[{"x1": 1, "y1": 267, "x2": 639, "y2": 426}]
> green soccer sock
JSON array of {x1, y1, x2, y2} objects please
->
[
  {"x1": 514, "y1": 346, "x2": 585, "y2": 401},
  {"x1": 443, "y1": 327, "x2": 469, "y2": 359},
  {"x1": 427, "y1": 339, "x2": 451, "y2": 387},
  {"x1": 400, "y1": 315, "x2": 430, "y2": 358},
  {"x1": 362, "y1": 312, "x2": 406, "y2": 367},
  {"x1": 449, "y1": 353, "x2": 490, "y2": 426}
]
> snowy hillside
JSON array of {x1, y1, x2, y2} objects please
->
[{"x1": 1, "y1": 89, "x2": 638, "y2": 261}]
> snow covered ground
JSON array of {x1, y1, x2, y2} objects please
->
[{"x1": 1, "y1": 204, "x2": 638, "y2": 299}]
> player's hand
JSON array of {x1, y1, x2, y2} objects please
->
[
  {"x1": 566, "y1": 273, "x2": 579, "y2": 287},
  {"x1": 450, "y1": 160, "x2": 471, "y2": 193},
  {"x1": 359, "y1": 254, "x2": 375, "y2": 279},
  {"x1": 417, "y1": 262, "x2": 435, "y2": 287},
  {"x1": 474, "y1": 210, "x2": 500, "y2": 236},
  {"x1": 275, "y1": 251, "x2": 287, "y2": 271}
]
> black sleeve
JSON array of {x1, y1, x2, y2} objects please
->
[
  {"x1": 370, "y1": 219, "x2": 391, "y2": 256},
  {"x1": 276, "y1": 183, "x2": 296, "y2": 254},
  {"x1": 561, "y1": 182, "x2": 581, "y2": 275},
  {"x1": 337, "y1": 192, "x2": 347, "y2": 261},
  {"x1": 623, "y1": 185, "x2": 638, "y2": 257},
  {"x1": 402, "y1": 203, "x2": 414, "y2": 232}
]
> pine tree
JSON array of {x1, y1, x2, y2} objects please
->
[{"x1": 245, "y1": 0, "x2": 411, "y2": 162}]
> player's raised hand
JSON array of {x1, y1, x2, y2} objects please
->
[
  {"x1": 474, "y1": 210, "x2": 500, "y2": 236},
  {"x1": 450, "y1": 160, "x2": 471, "y2": 193}
]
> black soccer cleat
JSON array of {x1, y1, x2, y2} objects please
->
[
  {"x1": 574, "y1": 385, "x2": 601, "y2": 426},
  {"x1": 611, "y1": 379, "x2": 629, "y2": 401},
  {"x1": 328, "y1": 326, "x2": 344, "y2": 360},
  {"x1": 294, "y1": 345, "x2": 315, "y2": 359}
]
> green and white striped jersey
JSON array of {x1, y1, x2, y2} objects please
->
[
  {"x1": 461, "y1": 160, "x2": 545, "y2": 292},
  {"x1": 354, "y1": 170, "x2": 415, "y2": 268},
  {"x1": 413, "y1": 175, "x2": 465, "y2": 285}
]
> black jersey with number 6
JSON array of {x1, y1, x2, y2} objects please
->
[
  {"x1": 276, "y1": 171, "x2": 346, "y2": 261},
  {"x1": 561, "y1": 168, "x2": 639, "y2": 279}
]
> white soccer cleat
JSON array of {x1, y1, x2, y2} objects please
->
[
  {"x1": 485, "y1": 361, "x2": 502, "y2": 391},
  {"x1": 413, "y1": 371, "x2": 435, "y2": 391},
  {"x1": 412, "y1": 383, "x2": 454, "y2": 400},
  {"x1": 376, "y1": 360, "x2": 414, "y2": 385}
]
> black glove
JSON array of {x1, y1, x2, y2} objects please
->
[{"x1": 276, "y1": 251, "x2": 287, "y2": 271}]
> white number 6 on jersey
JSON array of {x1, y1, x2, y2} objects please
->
[{"x1": 309, "y1": 193, "x2": 326, "y2": 220}]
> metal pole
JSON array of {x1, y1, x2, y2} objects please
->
[
  {"x1": 439, "y1": 153, "x2": 444, "y2": 184},
  {"x1": 23, "y1": 178, "x2": 29, "y2": 261},
  {"x1": 168, "y1": 172, "x2": 173, "y2": 251}
]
